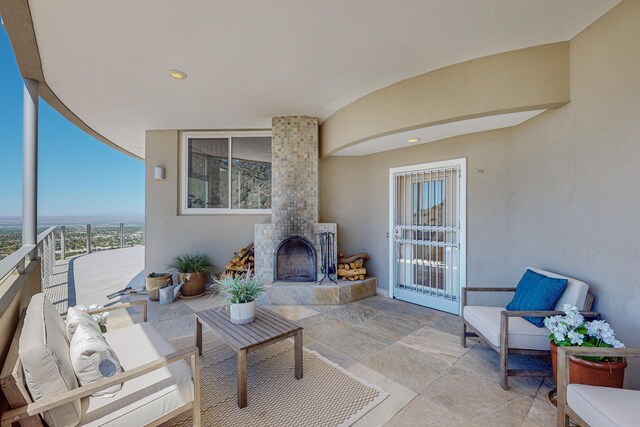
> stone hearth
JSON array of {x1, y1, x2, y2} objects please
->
[{"x1": 257, "y1": 277, "x2": 377, "y2": 305}]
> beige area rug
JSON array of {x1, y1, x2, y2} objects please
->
[{"x1": 163, "y1": 332, "x2": 388, "y2": 427}]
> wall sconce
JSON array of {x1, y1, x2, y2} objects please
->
[{"x1": 154, "y1": 166, "x2": 166, "y2": 180}]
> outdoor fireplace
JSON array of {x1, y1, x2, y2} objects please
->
[
  {"x1": 275, "y1": 236, "x2": 316, "y2": 282},
  {"x1": 254, "y1": 116, "x2": 336, "y2": 283}
]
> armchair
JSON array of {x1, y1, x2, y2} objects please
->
[
  {"x1": 460, "y1": 267, "x2": 598, "y2": 390},
  {"x1": 557, "y1": 346, "x2": 640, "y2": 427}
]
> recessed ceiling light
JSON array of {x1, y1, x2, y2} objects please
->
[
  {"x1": 168, "y1": 70, "x2": 187, "y2": 79},
  {"x1": 133, "y1": 146, "x2": 142, "y2": 150},
  {"x1": 407, "y1": 138, "x2": 421, "y2": 143}
]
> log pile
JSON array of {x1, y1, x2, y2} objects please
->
[
  {"x1": 337, "y1": 252, "x2": 371, "y2": 281},
  {"x1": 221, "y1": 242, "x2": 254, "y2": 278}
]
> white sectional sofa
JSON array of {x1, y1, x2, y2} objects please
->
[{"x1": 0, "y1": 293, "x2": 201, "y2": 427}]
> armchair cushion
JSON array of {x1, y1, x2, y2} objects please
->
[
  {"x1": 568, "y1": 384, "x2": 640, "y2": 427},
  {"x1": 20, "y1": 293, "x2": 82, "y2": 427},
  {"x1": 506, "y1": 269, "x2": 567, "y2": 326},
  {"x1": 526, "y1": 267, "x2": 590, "y2": 310},
  {"x1": 463, "y1": 305, "x2": 551, "y2": 350},
  {"x1": 78, "y1": 322, "x2": 193, "y2": 426}
]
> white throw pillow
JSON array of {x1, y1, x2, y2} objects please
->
[
  {"x1": 66, "y1": 306, "x2": 101, "y2": 341},
  {"x1": 69, "y1": 324, "x2": 123, "y2": 398}
]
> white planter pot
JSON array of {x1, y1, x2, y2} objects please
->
[{"x1": 229, "y1": 301, "x2": 255, "y2": 324}]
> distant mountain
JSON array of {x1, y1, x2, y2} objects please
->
[{"x1": 0, "y1": 215, "x2": 144, "y2": 226}]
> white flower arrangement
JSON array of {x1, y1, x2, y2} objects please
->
[
  {"x1": 75, "y1": 304, "x2": 109, "y2": 333},
  {"x1": 544, "y1": 304, "x2": 624, "y2": 360}
]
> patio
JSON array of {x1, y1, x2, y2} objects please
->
[
  {"x1": 1, "y1": 0, "x2": 639, "y2": 426},
  {"x1": 58, "y1": 248, "x2": 556, "y2": 426}
]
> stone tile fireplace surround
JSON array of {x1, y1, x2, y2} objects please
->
[
  {"x1": 254, "y1": 116, "x2": 337, "y2": 282},
  {"x1": 254, "y1": 116, "x2": 377, "y2": 305}
]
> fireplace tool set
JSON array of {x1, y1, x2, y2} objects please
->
[{"x1": 318, "y1": 231, "x2": 337, "y2": 285}]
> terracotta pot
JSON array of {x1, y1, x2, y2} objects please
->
[
  {"x1": 178, "y1": 272, "x2": 208, "y2": 297},
  {"x1": 550, "y1": 342, "x2": 627, "y2": 388},
  {"x1": 145, "y1": 273, "x2": 172, "y2": 301}
]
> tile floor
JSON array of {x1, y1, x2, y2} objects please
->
[{"x1": 109, "y1": 294, "x2": 557, "y2": 426}]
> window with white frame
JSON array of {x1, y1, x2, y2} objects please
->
[{"x1": 182, "y1": 132, "x2": 272, "y2": 213}]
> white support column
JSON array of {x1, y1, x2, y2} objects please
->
[{"x1": 22, "y1": 79, "x2": 39, "y2": 259}]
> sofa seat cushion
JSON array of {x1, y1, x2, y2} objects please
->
[
  {"x1": 20, "y1": 293, "x2": 81, "y2": 427},
  {"x1": 568, "y1": 384, "x2": 640, "y2": 427},
  {"x1": 78, "y1": 323, "x2": 193, "y2": 427},
  {"x1": 463, "y1": 305, "x2": 550, "y2": 350}
]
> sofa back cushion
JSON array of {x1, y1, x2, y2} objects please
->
[
  {"x1": 19, "y1": 293, "x2": 82, "y2": 427},
  {"x1": 527, "y1": 267, "x2": 590, "y2": 310}
]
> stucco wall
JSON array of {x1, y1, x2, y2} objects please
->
[
  {"x1": 320, "y1": 0, "x2": 640, "y2": 381},
  {"x1": 144, "y1": 130, "x2": 270, "y2": 276}
]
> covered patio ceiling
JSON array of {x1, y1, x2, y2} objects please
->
[{"x1": 3, "y1": 0, "x2": 619, "y2": 158}]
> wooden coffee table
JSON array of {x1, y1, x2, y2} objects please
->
[{"x1": 194, "y1": 306, "x2": 303, "y2": 408}]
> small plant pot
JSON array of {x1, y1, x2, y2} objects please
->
[
  {"x1": 229, "y1": 301, "x2": 255, "y2": 324},
  {"x1": 178, "y1": 272, "x2": 207, "y2": 297},
  {"x1": 146, "y1": 273, "x2": 172, "y2": 301},
  {"x1": 551, "y1": 342, "x2": 627, "y2": 388}
]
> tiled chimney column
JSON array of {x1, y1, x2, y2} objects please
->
[
  {"x1": 271, "y1": 116, "x2": 319, "y2": 242},
  {"x1": 254, "y1": 116, "x2": 336, "y2": 282}
]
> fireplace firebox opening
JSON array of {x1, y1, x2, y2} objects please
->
[{"x1": 274, "y1": 235, "x2": 317, "y2": 282}]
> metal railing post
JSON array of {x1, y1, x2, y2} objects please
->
[
  {"x1": 86, "y1": 224, "x2": 92, "y2": 254},
  {"x1": 60, "y1": 226, "x2": 66, "y2": 260},
  {"x1": 120, "y1": 222, "x2": 125, "y2": 248}
]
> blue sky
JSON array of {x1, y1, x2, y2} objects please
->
[{"x1": 0, "y1": 26, "x2": 144, "y2": 217}]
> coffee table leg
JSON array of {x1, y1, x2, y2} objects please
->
[
  {"x1": 237, "y1": 349, "x2": 247, "y2": 408},
  {"x1": 295, "y1": 329, "x2": 303, "y2": 380},
  {"x1": 195, "y1": 318, "x2": 202, "y2": 356}
]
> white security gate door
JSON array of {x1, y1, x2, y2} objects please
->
[{"x1": 389, "y1": 159, "x2": 466, "y2": 314}]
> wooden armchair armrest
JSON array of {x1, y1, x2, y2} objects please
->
[
  {"x1": 558, "y1": 346, "x2": 640, "y2": 358},
  {"x1": 1, "y1": 346, "x2": 198, "y2": 427},
  {"x1": 501, "y1": 310, "x2": 600, "y2": 318},
  {"x1": 63, "y1": 299, "x2": 148, "y2": 322},
  {"x1": 463, "y1": 287, "x2": 517, "y2": 293},
  {"x1": 461, "y1": 287, "x2": 517, "y2": 308},
  {"x1": 556, "y1": 346, "x2": 640, "y2": 427}
]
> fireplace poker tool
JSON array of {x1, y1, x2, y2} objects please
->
[{"x1": 318, "y1": 232, "x2": 338, "y2": 285}]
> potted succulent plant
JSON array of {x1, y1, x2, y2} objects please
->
[
  {"x1": 215, "y1": 270, "x2": 266, "y2": 324},
  {"x1": 169, "y1": 254, "x2": 215, "y2": 298},
  {"x1": 545, "y1": 304, "x2": 627, "y2": 393}
]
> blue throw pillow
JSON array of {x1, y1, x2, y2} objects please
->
[{"x1": 506, "y1": 269, "x2": 568, "y2": 327}]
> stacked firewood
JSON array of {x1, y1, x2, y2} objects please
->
[
  {"x1": 337, "y1": 253, "x2": 371, "y2": 281},
  {"x1": 221, "y1": 242, "x2": 254, "y2": 278}
]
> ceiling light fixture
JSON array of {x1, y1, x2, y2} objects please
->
[
  {"x1": 168, "y1": 70, "x2": 187, "y2": 79},
  {"x1": 407, "y1": 138, "x2": 421, "y2": 143}
]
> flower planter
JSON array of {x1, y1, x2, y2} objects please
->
[
  {"x1": 178, "y1": 272, "x2": 207, "y2": 297},
  {"x1": 551, "y1": 342, "x2": 627, "y2": 388},
  {"x1": 146, "y1": 273, "x2": 173, "y2": 301},
  {"x1": 229, "y1": 301, "x2": 255, "y2": 324}
]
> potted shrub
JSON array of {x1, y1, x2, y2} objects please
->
[
  {"x1": 545, "y1": 304, "x2": 627, "y2": 392},
  {"x1": 169, "y1": 254, "x2": 215, "y2": 298},
  {"x1": 216, "y1": 271, "x2": 266, "y2": 324}
]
